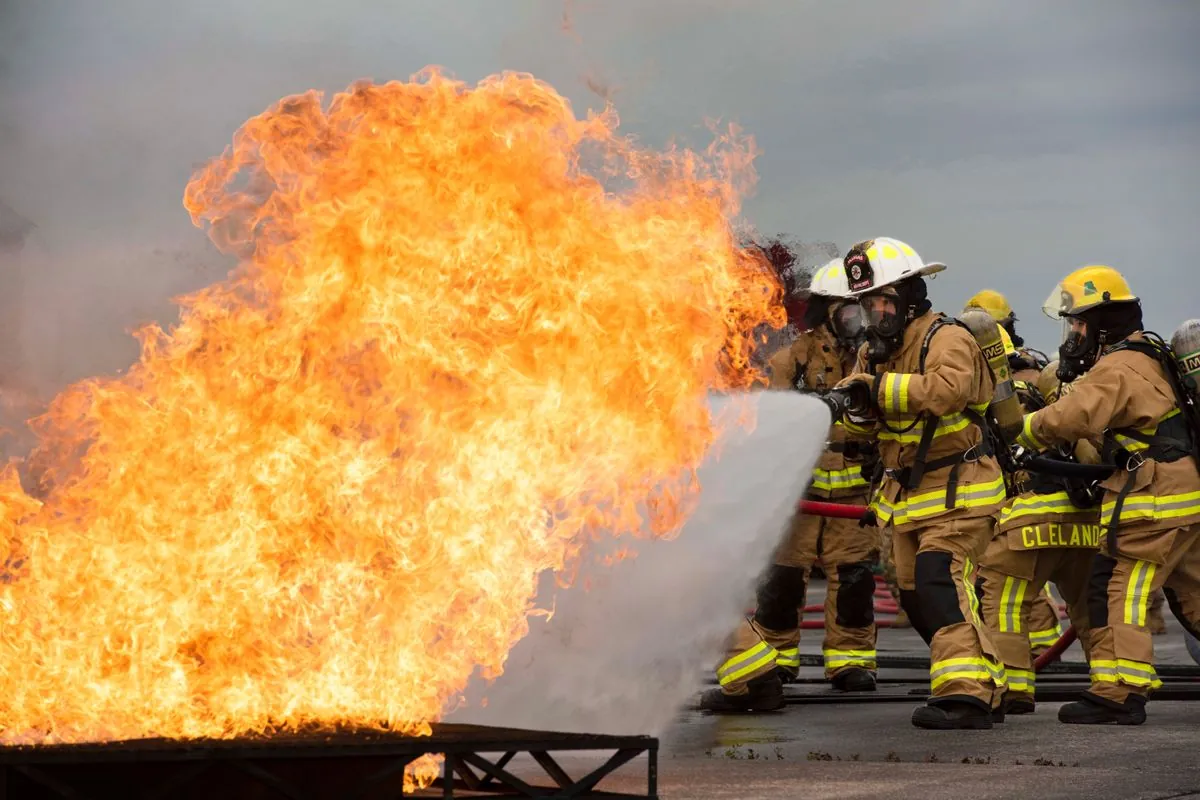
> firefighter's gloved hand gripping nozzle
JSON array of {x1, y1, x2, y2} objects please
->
[{"x1": 817, "y1": 381, "x2": 874, "y2": 421}]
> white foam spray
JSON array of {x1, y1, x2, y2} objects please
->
[{"x1": 451, "y1": 390, "x2": 827, "y2": 735}]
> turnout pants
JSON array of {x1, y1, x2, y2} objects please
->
[
  {"x1": 716, "y1": 496, "x2": 876, "y2": 695},
  {"x1": 977, "y1": 545, "x2": 1092, "y2": 701},
  {"x1": 1088, "y1": 524, "x2": 1200, "y2": 703},
  {"x1": 891, "y1": 514, "x2": 1006, "y2": 710},
  {"x1": 1027, "y1": 586, "x2": 1066, "y2": 654}
]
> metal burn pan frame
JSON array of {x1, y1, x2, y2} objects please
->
[{"x1": 0, "y1": 723, "x2": 659, "y2": 800}]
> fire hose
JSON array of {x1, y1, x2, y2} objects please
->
[
  {"x1": 1033, "y1": 624, "x2": 1078, "y2": 672},
  {"x1": 797, "y1": 499, "x2": 869, "y2": 520},
  {"x1": 792, "y1": 500, "x2": 902, "y2": 627}
]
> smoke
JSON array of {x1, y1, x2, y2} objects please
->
[
  {"x1": 0, "y1": 2, "x2": 623, "y2": 455},
  {"x1": 451, "y1": 390, "x2": 826, "y2": 735}
]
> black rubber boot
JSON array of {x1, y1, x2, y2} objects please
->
[
  {"x1": 1003, "y1": 693, "x2": 1036, "y2": 715},
  {"x1": 698, "y1": 673, "x2": 785, "y2": 713},
  {"x1": 775, "y1": 667, "x2": 798, "y2": 685},
  {"x1": 911, "y1": 700, "x2": 994, "y2": 730},
  {"x1": 1058, "y1": 692, "x2": 1146, "y2": 725},
  {"x1": 830, "y1": 667, "x2": 877, "y2": 692}
]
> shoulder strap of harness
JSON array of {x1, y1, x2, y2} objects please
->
[{"x1": 917, "y1": 314, "x2": 966, "y2": 374}]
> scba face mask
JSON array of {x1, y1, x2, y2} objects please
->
[
  {"x1": 829, "y1": 301, "x2": 865, "y2": 345},
  {"x1": 1056, "y1": 316, "x2": 1095, "y2": 382},
  {"x1": 858, "y1": 291, "x2": 905, "y2": 363}
]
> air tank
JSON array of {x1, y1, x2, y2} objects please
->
[{"x1": 959, "y1": 308, "x2": 1024, "y2": 442}]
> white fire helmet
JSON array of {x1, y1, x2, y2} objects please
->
[
  {"x1": 808, "y1": 258, "x2": 852, "y2": 298},
  {"x1": 807, "y1": 258, "x2": 864, "y2": 341},
  {"x1": 842, "y1": 237, "x2": 946, "y2": 298}
]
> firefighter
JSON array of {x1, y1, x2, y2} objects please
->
[
  {"x1": 835, "y1": 238, "x2": 1007, "y2": 730},
  {"x1": 977, "y1": 358, "x2": 1099, "y2": 715},
  {"x1": 964, "y1": 289, "x2": 1049, "y2": 383},
  {"x1": 700, "y1": 259, "x2": 877, "y2": 712},
  {"x1": 996, "y1": 329, "x2": 1068, "y2": 660},
  {"x1": 1016, "y1": 265, "x2": 1200, "y2": 724}
]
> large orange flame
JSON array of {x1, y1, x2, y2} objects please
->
[{"x1": 0, "y1": 69, "x2": 781, "y2": 750}]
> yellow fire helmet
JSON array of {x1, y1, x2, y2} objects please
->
[
  {"x1": 1042, "y1": 265, "x2": 1138, "y2": 319},
  {"x1": 964, "y1": 289, "x2": 1015, "y2": 323}
]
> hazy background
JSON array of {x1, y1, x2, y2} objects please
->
[{"x1": 1, "y1": 0, "x2": 1198, "y2": 411}]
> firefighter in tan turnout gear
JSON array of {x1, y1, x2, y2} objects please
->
[
  {"x1": 834, "y1": 238, "x2": 1007, "y2": 730},
  {"x1": 1016, "y1": 265, "x2": 1200, "y2": 724},
  {"x1": 977, "y1": 357, "x2": 1099, "y2": 715},
  {"x1": 700, "y1": 260, "x2": 877, "y2": 712}
]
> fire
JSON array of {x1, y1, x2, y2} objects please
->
[{"x1": 0, "y1": 68, "x2": 781, "y2": 751}]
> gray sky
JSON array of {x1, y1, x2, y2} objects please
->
[{"x1": 1, "y1": 0, "x2": 1198, "y2": 392}]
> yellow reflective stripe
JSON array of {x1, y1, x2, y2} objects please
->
[
  {"x1": 870, "y1": 493, "x2": 894, "y2": 524},
  {"x1": 823, "y1": 649, "x2": 877, "y2": 670},
  {"x1": 1114, "y1": 408, "x2": 1181, "y2": 452},
  {"x1": 810, "y1": 467, "x2": 869, "y2": 493},
  {"x1": 775, "y1": 646, "x2": 800, "y2": 668},
  {"x1": 998, "y1": 576, "x2": 1029, "y2": 634},
  {"x1": 930, "y1": 657, "x2": 1006, "y2": 691},
  {"x1": 1029, "y1": 627, "x2": 1062, "y2": 648},
  {"x1": 1016, "y1": 412, "x2": 1047, "y2": 451},
  {"x1": 1113, "y1": 433, "x2": 1148, "y2": 452},
  {"x1": 998, "y1": 491, "x2": 1091, "y2": 526},
  {"x1": 1006, "y1": 668, "x2": 1036, "y2": 693},
  {"x1": 1090, "y1": 659, "x2": 1164, "y2": 689},
  {"x1": 878, "y1": 414, "x2": 970, "y2": 444},
  {"x1": 882, "y1": 373, "x2": 911, "y2": 415},
  {"x1": 1122, "y1": 560, "x2": 1158, "y2": 627},
  {"x1": 717, "y1": 641, "x2": 778, "y2": 687},
  {"x1": 964, "y1": 557, "x2": 983, "y2": 627},
  {"x1": 1100, "y1": 491, "x2": 1200, "y2": 526},
  {"x1": 843, "y1": 418, "x2": 874, "y2": 436},
  {"x1": 887, "y1": 474, "x2": 1007, "y2": 527}
]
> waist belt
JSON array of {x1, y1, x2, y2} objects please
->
[
  {"x1": 883, "y1": 406, "x2": 992, "y2": 511},
  {"x1": 885, "y1": 442, "x2": 990, "y2": 510}
]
